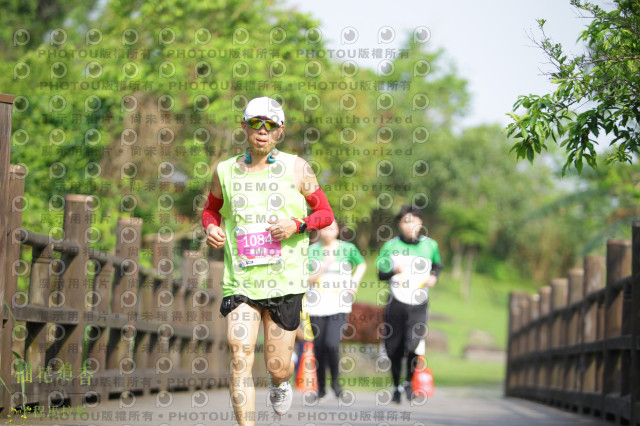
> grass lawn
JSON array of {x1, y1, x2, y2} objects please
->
[
  {"x1": 425, "y1": 352, "x2": 505, "y2": 387},
  {"x1": 332, "y1": 345, "x2": 506, "y2": 391}
]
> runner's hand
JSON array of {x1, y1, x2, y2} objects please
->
[
  {"x1": 424, "y1": 275, "x2": 437, "y2": 288},
  {"x1": 266, "y1": 219, "x2": 297, "y2": 241},
  {"x1": 205, "y1": 224, "x2": 226, "y2": 248}
]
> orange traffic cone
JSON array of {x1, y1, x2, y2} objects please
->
[
  {"x1": 411, "y1": 355, "x2": 434, "y2": 398},
  {"x1": 295, "y1": 341, "x2": 317, "y2": 391}
]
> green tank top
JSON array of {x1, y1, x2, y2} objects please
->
[{"x1": 217, "y1": 151, "x2": 309, "y2": 299}]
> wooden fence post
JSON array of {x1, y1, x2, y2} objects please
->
[
  {"x1": 518, "y1": 296, "x2": 530, "y2": 362},
  {"x1": 202, "y1": 260, "x2": 221, "y2": 387},
  {"x1": 582, "y1": 256, "x2": 606, "y2": 411},
  {"x1": 27, "y1": 240, "x2": 51, "y2": 350},
  {"x1": 568, "y1": 269, "x2": 584, "y2": 346},
  {"x1": 550, "y1": 278, "x2": 567, "y2": 407},
  {"x1": 180, "y1": 250, "x2": 196, "y2": 391},
  {"x1": 506, "y1": 293, "x2": 518, "y2": 396},
  {"x1": 25, "y1": 239, "x2": 52, "y2": 403},
  {"x1": 513, "y1": 300, "x2": 523, "y2": 389},
  {"x1": 584, "y1": 257, "x2": 606, "y2": 345},
  {"x1": 506, "y1": 292, "x2": 529, "y2": 395},
  {"x1": 603, "y1": 239, "x2": 632, "y2": 421},
  {"x1": 87, "y1": 253, "x2": 112, "y2": 404},
  {"x1": 551, "y1": 278, "x2": 569, "y2": 349},
  {"x1": 0, "y1": 93, "x2": 15, "y2": 414},
  {"x1": 152, "y1": 234, "x2": 174, "y2": 393},
  {"x1": 567, "y1": 268, "x2": 584, "y2": 399},
  {"x1": 135, "y1": 257, "x2": 153, "y2": 398},
  {"x1": 169, "y1": 266, "x2": 185, "y2": 389},
  {"x1": 550, "y1": 278, "x2": 568, "y2": 396},
  {"x1": 190, "y1": 252, "x2": 211, "y2": 390},
  {"x1": 1, "y1": 165, "x2": 25, "y2": 412},
  {"x1": 182, "y1": 250, "x2": 203, "y2": 391},
  {"x1": 106, "y1": 217, "x2": 142, "y2": 396},
  {"x1": 582, "y1": 256, "x2": 606, "y2": 415},
  {"x1": 58, "y1": 194, "x2": 93, "y2": 406},
  {"x1": 605, "y1": 240, "x2": 632, "y2": 338},
  {"x1": 631, "y1": 221, "x2": 639, "y2": 426},
  {"x1": 527, "y1": 294, "x2": 540, "y2": 389},
  {"x1": 538, "y1": 285, "x2": 552, "y2": 394},
  {"x1": 7, "y1": 167, "x2": 26, "y2": 370}
]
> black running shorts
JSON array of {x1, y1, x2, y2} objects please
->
[{"x1": 220, "y1": 292, "x2": 304, "y2": 331}]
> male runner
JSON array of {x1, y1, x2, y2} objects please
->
[{"x1": 202, "y1": 96, "x2": 333, "y2": 425}]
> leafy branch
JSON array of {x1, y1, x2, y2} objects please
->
[{"x1": 506, "y1": 0, "x2": 640, "y2": 174}]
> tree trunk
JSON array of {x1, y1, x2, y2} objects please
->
[
  {"x1": 451, "y1": 238, "x2": 463, "y2": 280},
  {"x1": 460, "y1": 246, "x2": 477, "y2": 301},
  {"x1": 357, "y1": 222, "x2": 372, "y2": 256}
]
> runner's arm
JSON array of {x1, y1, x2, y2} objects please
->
[
  {"x1": 430, "y1": 241, "x2": 443, "y2": 277},
  {"x1": 376, "y1": 242, "x2": 395, "y2": 281},
  {"x1": 294, "y1": 157, "x2": 333, "y2": 232},
  {"x1": 203, "y1": 168, "x2": 226, "y2": 249},
  {"x1": 431, "y1": 262, "x2": 443, "y2": 277},
  {"x1": 268, "y1": 157, "x2": 333, "y2": 240}
]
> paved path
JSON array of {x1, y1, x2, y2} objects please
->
[{"x1": 3, "y1": 386, "x2": 609, "y2": 426}]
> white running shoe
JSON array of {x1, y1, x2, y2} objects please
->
[{"x1": 269, "y1": 381, "x2": 293, "y2": 416}]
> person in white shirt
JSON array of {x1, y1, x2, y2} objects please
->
[{"x1": 306, "y1": 220, "x2": 366, "y2": 399}]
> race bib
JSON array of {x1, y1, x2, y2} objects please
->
[
  {"x1": 389, "y1": 254, "x2": 432, "y2": 305},
  {"x1": 236, "y1": 224, "x2": 282, "y2": 268}
]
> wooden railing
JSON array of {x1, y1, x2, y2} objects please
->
[
  {"x1": 506, "y1": 222, "x2": 640, "y2": 425},
  {"x1": 0, "y1": 94, "x2": 234, "y2": 417}
]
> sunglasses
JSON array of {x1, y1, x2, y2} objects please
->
[{"x1": 246, "y1": 117, "x2": 281, "y2": 131}]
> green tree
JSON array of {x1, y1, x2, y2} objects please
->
[
  {"x1": 1, "y1": 0, "x2": 473, "y2": 267},
  {"x1": 506, "y1": 0, "x2": 640, "y2": 173},
  {"x1": 1, "y1": 0, "x2": 346, "y2": 252},
  {"x1": 523, "y1": 159, "x2": 640, "y2": 255},
  {"x1": 0, "y1": 0, "x2": 97, "y2": 59},
  {"x1": 353, "y1": 41, "x2": 470, "y2": 250},
  {"x1": 430, "y1": 125, "x2": 545, "y2": 298}
]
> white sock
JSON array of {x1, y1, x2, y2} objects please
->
[{"x1": 269, "y1": 375, "x2": 288, "y2": 389}]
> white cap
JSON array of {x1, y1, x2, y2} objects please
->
[{"x1": 243, "y1": 97, "x2": 285, "y2": 125}]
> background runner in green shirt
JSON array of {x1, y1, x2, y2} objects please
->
[{"x1": 376, "y1": 205, "x2": 442, "y2": 404}]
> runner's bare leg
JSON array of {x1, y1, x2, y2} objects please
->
[
  {"x1": 263, "y1": 309, "x2": 297, "y2": 385},
  {"x1": 227, "y1": 303, "x2": 262, "y2": 426}
]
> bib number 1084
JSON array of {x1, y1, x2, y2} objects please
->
[
  {"x1": 241, "y1": 232, "x2": 273, "y2": 247},
  {"x1": 235, "y1": 224, "x2": 282, "y2": 267}
]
